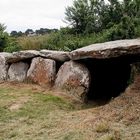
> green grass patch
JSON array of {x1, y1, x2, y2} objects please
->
[{"x1": 0, "y1": 85, "x2": 75, "y2": 139}]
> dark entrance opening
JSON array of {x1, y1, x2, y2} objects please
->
[{"x1": 78, "y1": 56, "x2": 133, "y2": 101}]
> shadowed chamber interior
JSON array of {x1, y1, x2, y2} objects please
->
[
  {"x1": 55, "y1": 61, "x2": 64, "y2": 73},
  {"x1": 79, "y1": 56, "x2": 133, "y2": 101}
]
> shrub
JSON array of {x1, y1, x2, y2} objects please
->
[
  {"x1": 0, "y1": 33, "x2": 8, "y2": 51},
  {"x1": 9, "y1": 24, "x2": 140, "y2": 52}
]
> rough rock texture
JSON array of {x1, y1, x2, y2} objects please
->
[
  {"x1": 0, "y1": 52, "x2": 15, "y2": 63},
  {"x1": 0, "y1": 55, "x2": 9, "y2": 81},
  {"x1": 8, "y1": 62, "x2": 29, "y2": 82},
  {"x1": 70, "y1": 39, "x2": 140, "y2": 60},
  {"x1": 55, "y1": 61, "x2": 90, "y2": 102},
  {"x1": 8, "y1": 50, "x2": 40, "y2": 63},
  {"x1": 0, "y1": 50, "x2": 40, "y2": 63},
  {"x1": 130, "y1": 62, "x2": 140, "y2": 90},
  {"x1": 0, "y1": 50, "x2": 70, "y2": 63},
  {"x1": 40, "y1": 50, "x2": 70, "y2": 62},
  {"x1": 27, "y1": 57, "x2": 56, "y2": 86}
]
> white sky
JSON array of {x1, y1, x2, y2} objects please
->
[{"x1": 0, "y1": 0, "x2": 73, "y2": 32}]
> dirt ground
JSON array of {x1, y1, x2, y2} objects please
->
[{"x1": 0, "y1": 78, "x2": 140, "y2": 140}]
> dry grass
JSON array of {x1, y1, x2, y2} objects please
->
[
  {"x1": 95, "y1": 121, "x2": 109, "y2": 133},
  {"x1": 0, "y1": 80, "x2": 140, "y2": 140},
  {"x1": 17, "y1": 35, "x2": 49, "y2": 50}
]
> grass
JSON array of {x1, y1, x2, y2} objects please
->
[
  {"x1": 17, "y1": 35, "x2": 50, "y2": 50},
  {"x1": 16, "y1": 32, "x2": 108, "y2": 52},
  {"x1": 0, "y1": 82, "x2": 139, "y2": 140},
  {"x1": 95, "y1": 121, "x2": 109, "y2": 133},
  {"x1": 0, "y1": 83, "x2": 74, "y2": 140}
]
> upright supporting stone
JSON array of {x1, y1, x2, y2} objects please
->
[
  {"x1": 130, "y1": 62, "x2": 140, "y2": 89},
  {"x1": 8, "y1": 62, "x2": 29, "y2": 82},
  {"x1": 0, "y1": 55, "x2": 9, "y2": 81},
  {"x1": 27, "y1": 57, "x2": 56, "y2": 86},
  {"x1": 55, "y1": 61, "x2": 90, "y2": 102}
]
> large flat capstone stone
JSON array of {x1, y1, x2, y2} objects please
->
[
  {"x1": 40, "y1": 50, "x2": 70, "y2": 62},
  {"x1": 70, "y1": 39, "x2": 140, "y2": 60},
  {"x1": 55, "y1": 61, "x2": 90, "y2": 102},
  {"x1": 0, "y1": 50, "x2": 70, "y2": 63},
  {"x1": 0, "y1": 50, "x2": 40, "y2": 63}
]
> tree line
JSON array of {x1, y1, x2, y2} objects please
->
[
  {"x1": 0, "y1": 0, "x2": 140, "y2": 52},
  {"x1": 10, "y1": 28, "x2": 58, "y2": 37}
]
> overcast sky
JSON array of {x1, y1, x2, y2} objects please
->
[{"x1": 0, "y1": 0, "x2": 73, "y2": 32}]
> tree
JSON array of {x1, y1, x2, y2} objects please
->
[
  {"x1": 0, "y1": 23, "x2": 8, "y2": 51},
  {"x1": 0, "y1": 23, "x2": 6, "y2": 32},
  {"x1": 65, "y1": 0, "x2": 123, "y2": 34},
  {"x1": 10, "y1": 31, "x2": 18, "y2": 37},
  {"x1": 17, "y1": 31, "x2": 23, "y2": 37},
  {"x1": 65, "y1": 0, "x2": 100, "y2": 34},
  {"x1": 11, "y1": 31, "x2": 23, "y2": 37},
  {"x1": 35, "y1": 28, "x2": 52, "y2": 35},
  {"x1": 100, "y1": 0, "x2": 123, "y2": 29},
  {"x1": 25, "y1": 29, "x2": 34, "y2": 35},
  {"x1": 65, "y1": 0, "x2": 140, "y2": 39}
]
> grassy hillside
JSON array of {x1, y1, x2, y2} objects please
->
[{"x1": 0, "y1": 82, "x2": 139, "y2": 140}]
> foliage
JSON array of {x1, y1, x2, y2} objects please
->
[
  {"x1": 16, "y1": 22, "x2": 140, "y2": 52},
  {"x1": 10, "y1": 28, "x2": 58, "y2": 37},
  {"x1": 65, "y1": 0, "x2": 140, "y2": 38},
  {"x1": 0, "y1": 23, "x2": 9, "y2": 51},
  {"x1": 44, "y1": 32, "x2": 85, "y2": 51},
  {"x1": 3, "y1": 37, "x2": 20, "y2": 52},
  {"x1": 35, "y1": 28, "x2": 58, "y2": 35},
  {"x1": 10, "y1": 31, "x2": 23, "y2": 37},
  {"x1": 0, "y1": 24, "x2": 20, "y2": 52},
  {"x1": 65, "y1": 0, "x2": 101, "y2": 34},
  {"x1": 1, "y1": 0, "x2": 140, "y2": 52}
]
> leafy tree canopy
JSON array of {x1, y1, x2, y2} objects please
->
[{"x1": 65, "y1": 0, "x2": 140, "y2": 37}]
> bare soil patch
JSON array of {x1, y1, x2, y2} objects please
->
[{"x1": 9, "y1": 96, "x2": 29, "y2": 111}]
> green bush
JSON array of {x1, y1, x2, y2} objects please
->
[
  {"x1": 0, "y1": 33, "x2": 8, "y2": 51},
  {"x1": 135, "y1": 25, "x2": 140, "y2": 37},
  {"x1": 4, "y1": 38, "x2": 20, "y2": 53}
]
